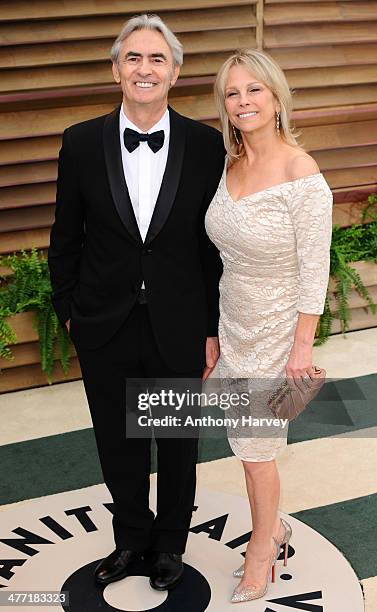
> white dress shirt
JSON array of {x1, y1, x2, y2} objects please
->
[{"x1": 119, "y1": 103, "x2": 170, "y2": 242}]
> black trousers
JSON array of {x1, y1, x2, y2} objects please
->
[{"x1": 71, "y1": 303, "x2": 201, "y2": 554}]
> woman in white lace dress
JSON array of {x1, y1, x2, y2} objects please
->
[{"x1": 205, "y1": 50, "x2": 332, "y2": 603}]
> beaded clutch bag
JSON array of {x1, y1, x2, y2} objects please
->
[{"x1": 267, "y1": 366, "x2": 326, "y2": 421}]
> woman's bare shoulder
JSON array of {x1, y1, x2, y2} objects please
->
[{"x1": 286, "y1": 151, "x2": 320, "y2": 181}]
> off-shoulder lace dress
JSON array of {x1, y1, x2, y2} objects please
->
[{"x1": 205, "y1": 162, "x2": 333, "y2": 461}]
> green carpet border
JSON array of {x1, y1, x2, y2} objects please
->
[{"x1": 292, "y1": 492, "x2": 377, "y2": 580}]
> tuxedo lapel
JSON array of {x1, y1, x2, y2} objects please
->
[
  {"x1": 103, "y1": 106, "x2": 142, "y2": 244},
  {"x1": 144, "y1": 106, "x2": 186, "y2": 246}
]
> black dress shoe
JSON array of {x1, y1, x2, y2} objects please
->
[
  {"x1": 149, "y1": 552, "x2": 184, "y2": 591},
  {"x1": 94, "y1": 549, "x2": 140, "y2": 585}
]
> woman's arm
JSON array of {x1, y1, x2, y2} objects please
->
[
  {"x1": 285, "y1": 156, "x2": 333, "y2": 384},
  {"x1": 286, "y1": 312, "x2": 319, "y2": 384}
]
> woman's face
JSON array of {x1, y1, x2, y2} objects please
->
[{"x1": 224, "y1": 64, "x2": 280, "y2": 137}]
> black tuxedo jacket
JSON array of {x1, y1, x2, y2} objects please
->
[{"x1": 48, "y1": 105, "x2": 225, "y2": 372}]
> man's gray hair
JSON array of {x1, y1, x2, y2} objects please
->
[{"x1": 110, "y1": 14, "x2": 183, "y2": 67}]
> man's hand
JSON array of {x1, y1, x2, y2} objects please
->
[
  {"x1": 202, "y1": 336, "x2": 220, "y2": 381},
  {"x1": 65, "y1": 318, "x2": 71, "y2": 333}
]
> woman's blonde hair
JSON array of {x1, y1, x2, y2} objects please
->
[{"x1": 214, "y1": 49, "x2": 300, "y2": 160}]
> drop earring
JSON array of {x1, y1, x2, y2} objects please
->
[
  {"x1": 276, "y1": 111, "x2": 281, "y2": 135},
  {"x1": 232, "y1": 124, "x2": 240, "y2": 145}
]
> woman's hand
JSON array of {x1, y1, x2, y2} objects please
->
[
  {"x1": 286, "y1": 311, "x2": 319, "y2": 390},
  {"x1": 285, "y1": 339, "x2": 315, "y2": 391}
]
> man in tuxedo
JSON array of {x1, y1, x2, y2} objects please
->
[{"x1": 48, "y1": 14, "x2": 224, "y2": 591}]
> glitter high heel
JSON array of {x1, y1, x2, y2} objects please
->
[
  {"x1": 230, "y1": 537, "x2": 280, "y2": 603},
  {"x1": 233, "y1": 517, "x2": 292, "y2": 577},
  {"x1": 280, "y1": 517, "x2": 292, "y2": 567}
]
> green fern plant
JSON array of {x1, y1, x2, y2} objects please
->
[
  {"x1": 0, "y1": 248, "x2": 71, "y2": 382},
  {"x1": 314, "y1": 295, "x2": 332, "y2": 347},
  {"x1": 361, "y1": 193, "x2": 377, "y2": 223},
  {"x1": 314, "y1": 208, "x2": 377, "y2": 346}
]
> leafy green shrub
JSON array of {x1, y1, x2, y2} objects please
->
[
  {"x1": 315, "y1": 210, "x2": 377, "y2": 346},
  {"x1": 0, "y1": 248, "x2": 70, "y2": 382}
]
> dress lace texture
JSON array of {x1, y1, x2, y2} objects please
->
[{"x1": 204, "y1": 164, "x2": 333, "y2": 461}]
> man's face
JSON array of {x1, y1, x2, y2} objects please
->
[{"x1": 112, "y1": 29, "x2": 180, "y2": 107}]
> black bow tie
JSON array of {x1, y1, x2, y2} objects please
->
[{"x1": 123, "y1": 128, "x2": 165, "y2": 153}]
